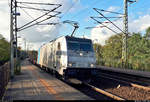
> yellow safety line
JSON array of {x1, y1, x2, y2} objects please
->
[{"x1": 29, "y1": 66, "x2": 64, "y2": 100}]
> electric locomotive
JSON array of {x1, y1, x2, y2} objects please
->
[{"x1": 37, "y1": 35, "x2": 97, "y2": 82}]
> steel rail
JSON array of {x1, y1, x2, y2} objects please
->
[
  {"x1": 99, "y1": 72, "x2": 150, "y2": 91},
  {"x1": 84, "y1": 83, "x2": 125, "y2": 100}
]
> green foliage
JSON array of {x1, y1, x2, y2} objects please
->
[
  {"x1": 145, "y1": 27, "x2": 150, "y2": 39},
  {"x1": 102, "y1": 34, "x2": 122, "y2": 67},
  {"x1": 93, "y1": 43, "x2": 104, "y2": 65},
  {"x1": 94, "y1": 29, "x2": 150, "y2": 71},
  {"x1": 0, "y1": 35, "x2": 10, "y2": 65}
]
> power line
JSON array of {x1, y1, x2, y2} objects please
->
[
  {"x1": 91, "y1": 17, "x2": 119, "y2": 34},
  {"x1": 18, "y1": 13, "x2": 61, "y2": 32},
  {"x1": 17, "y1": 1, "x2": 60, "y2": 6},
  {"x1": 69, "y1": 0, "x2": 106, "y2": 19},
  {"x1": 17, "y1": 3, "x2": 61, "y2": 31},
  {"x1": 92, "y1": 16, "x2": 123, "y2": 19},
  {"x1": 95, "y1": 8, "x2": 124, "y2": 15},
  {"x1": 94, "y1": 8, "x2": 125, "y2": 34},
  {"x1": 60, "y1": 1, "x2": 78, "y2": 19},
  {"x1": 19, "y1": 7, "x2": 38, "y2": 23},
  {"x1": 10, "y1": 0, "x2": 62, "y2": 78}
]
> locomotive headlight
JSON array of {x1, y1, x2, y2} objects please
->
[
  {"x1": 68, "y1": 63, "x2": 72, "y2": 67},
  {"x1": 80, "y1": 52, "x2": 83, "y2": 56},
  {"x1": 90, "y1": 64, "x2": 94, "y2": 67}
]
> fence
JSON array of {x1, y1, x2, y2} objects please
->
[{"x1": 0, "y1": 62, "x2": 10, "y2": 100}]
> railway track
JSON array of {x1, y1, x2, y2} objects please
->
[
  {"x1": 66, "y1": 82, "x2": 115, "y2": 100},
  {"x1": 67, "y1": 69, "x2": 150, "y2": 100},
  {"x1": 99, "y1": 69, "x2": 150, "y2": 86},
  {"x1": 98, "y1": 71, "x2": 150, "y2": 90},
  {"x1": 83, "y1": 83, "x2": 125, "y2": 100},
  {"x1": 88, "y1": 70, "x2": 150, "y2": 100}
]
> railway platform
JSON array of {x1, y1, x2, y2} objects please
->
[
  {"x1": 3, "y1": 59, "x2": 93, "y2": 101},
  {"x1": 97, "y1": 66, "x2": 150, "y2": 78}
]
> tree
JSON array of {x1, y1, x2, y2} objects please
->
[
  {"x1": 93, "y1": 43, "x2": 103, "y2": 65},
  {"x1": 94, "y1": 28, "x2": 150, "y2": 71},
  {"x1": 102, "y1": 34, "x2": 122, "y2": 67},
  {"x1": 0, "y1": 35, "x2": 10, "y2": 65},
  {"x1": 145, "y1": 27, "x2": 150, "y2": 39}
]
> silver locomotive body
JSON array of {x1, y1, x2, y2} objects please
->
[{"x1": 37, "y1": 36, "x2": 97, "y2": 82}]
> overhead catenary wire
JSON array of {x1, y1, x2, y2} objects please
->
[
  {"x1": 18, "y1": 12, "x2": 61, "y2": 32},
  {"x1": 18, "y1": 5, "x2": 51, "y2": 12},
  {"x1": 17, "y1": 1, "x2": 60, "y2": 6},
  {"x1": 85, "y1": 26, "x2": 106, "y2": 29},
  {"x1": 92, "y1": 16, "x2": 123, "y2": 24},
  {"x1": 92, "y1": 16, "x2": 123, "y2": 19},
  {"x1": 19, "y1": 7, "x2": 38, "y2": 23},
  {"x1": 69, "y1": 0, "x2": 106, "y2": 19},
  {"x1": 90, "y1": 17, "x2": 120, "y2": 34},
  {"x1": 37, "y1": 23, "x2": 59, "y2": 25},
  {"x1": 18, "y1": 2, "x2": 58, "y2": 27},
  {"x1": 91, "y1": 16, "x2": 123, "y2": 29},
  {"x1": 18, "y1": 4, "x2": 61, "y2": 31},
  {"x1": 60, "y1": 0, "x2": 79, "y2": 19},
  {"x1": 18, "y1": 3, "x2": 61, "y2": 16},
  {"x1": 94, "y1": 8, "x2": 125, "y2": 34},
  {"x1": 95, "y1": 8, "x2": 124, "y2": 15}
]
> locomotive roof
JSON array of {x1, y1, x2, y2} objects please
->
[
  {"x1": 65, "y1": 36, "x2": 92, "y2": 43},
  {"x1": 39, "y1": 35, "x2": 92, "y2": 48}
]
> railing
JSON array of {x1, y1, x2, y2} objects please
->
[{"x1": 0, "y1": 62, "x2": 10, "y2": 100}]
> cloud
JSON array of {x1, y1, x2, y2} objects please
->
[
  {"x1": 0, "y1": 3, "x2": 10, "y2": 41},
  {"x1": 129, "y1": 15, "x2": 150, "y2": 33},
  {"x1": 90, "y1": 14, "x2": 150, "y2": 45},
  {"x1": 90, "y1": 24, "x2": 118, "y2": 45}
]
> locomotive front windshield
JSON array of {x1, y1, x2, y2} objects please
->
[{"x1": 66, "y1": 37, "x2": 93, "y2": 51}]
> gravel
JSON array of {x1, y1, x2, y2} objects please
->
[
  {"x1": 106, "y1": 86, "x2": 150, "y2": 100},
  {"x1": 91, "y1": 76, "x2": 150, "y2": 100}
]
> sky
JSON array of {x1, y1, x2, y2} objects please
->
[{"x1": 0, "y1": 0, "x2": 150, "y2": 50}]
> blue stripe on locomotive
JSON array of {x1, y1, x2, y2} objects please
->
[{"x1": 37, "y1": 48, "x2": 41, "y2": 64}]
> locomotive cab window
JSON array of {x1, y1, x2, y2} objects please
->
[
  {"x1": 67, "y1": 42, "x2": 80, "y2": 50},
  {"x1": 80, "y1": 43, "x2": 93, "y2": 51},
  {"x1": 67, "y1": 42, "x2": 93, "y2": 51}
]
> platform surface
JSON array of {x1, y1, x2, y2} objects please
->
[{"x1": 3, "y1": 60, "x2": 93, "y2": 101}]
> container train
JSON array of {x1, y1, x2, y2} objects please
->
[{"x1": 36, "y1": 35, "x2": 98, "y2": 83}]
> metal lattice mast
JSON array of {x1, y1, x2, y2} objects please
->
[
  {"x1": 14, "y1": 0, "x2": 18, "y2": 66},
  {"x1": 122, "y1": 0, "x2": 128, "y2": 68},
  {"x1": 122, "y1": 0, "x2": 136, "y2": 68},
  {"x1": 10, "y1": 0, "x2": 17, "y2": 78}
]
